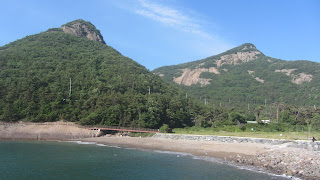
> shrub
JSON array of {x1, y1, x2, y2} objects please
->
[{"x1": 160, "y1": 124, "x2": 169, "y2": 133}]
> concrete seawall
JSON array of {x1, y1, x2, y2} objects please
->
[{"x1": 153, "y1": 133, "x2": 320, "y2": 151}]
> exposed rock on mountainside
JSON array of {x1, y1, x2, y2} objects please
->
[
  {"x1": 215, "y1": 51, "x2": 261, "y2": 67},
  {"x1": 173, "y1": 67, "x2": 219, "y2": 86},
  {"x1": 275, "y1": 69, "x2": 313, "y2": 84},
  {"x1": 254, "y1": 77, "x2": 265, "y2": 83},
  {"x1": 247, "y1": 70, "x2": 265, "y2": 83},
  {"x1": 292, "y1": 73, "x2": 313, "y2": 84},
  {"x1": 61, "y1": 19, "x2": 106, "y2": 44},
  {"x1": 275, "y1": 69, "x2": 297, "y2": 76}
]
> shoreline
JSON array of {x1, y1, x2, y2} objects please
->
[
  {"x1": 0, "y1": 135, "x2": 297, "y2": 179},
  {"x1": 79, "y1": 135, "x2": 319, "y2": 179},
  {"x1": 1, "y1": 122, "x2": 319, "y2": 179},
  {"x1": 70, "y1": 137, "x2": 289, "y2": 179},
  {"x1": 80, "y1": 136, "x2": 267, "y2": 160}
]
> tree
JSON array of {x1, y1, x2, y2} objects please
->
[
  {"x1": 298, "y1": 107, "x2": 315, "y2": 139},
  {"x1": 254, "y1": 105, "x2": 265, "y2": 122},
  {"x1": 228, "y1": 112, "x2": 246, "y2": 124}
]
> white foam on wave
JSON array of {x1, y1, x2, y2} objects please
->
[
  {"x1": 191, "y1": 155, "x2": 295, "y2": 180},
  {"x1": 107, "y1": 145, "x2": 121, "y2": 148},
  {"x1": 230, "y1": 162, "x2": 297, "y2": 179},
  {"x1": 96, "y1": 144, "x2": 107, "y2": 147},
  {"x1": 65, "y1": 140, "x2": 122, "y2": 149},
  {"x1": 152, "y1": 150, "x2": 192, "y2": 157},
  {"x1": 75, "y1": 141, "x2": 97, "y2": 145},
  {"x1": 191, "y1": 155, "x2": 226, "y2": 164}
]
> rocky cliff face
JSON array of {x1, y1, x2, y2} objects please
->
[
  {"x1": 61, "y1": 19, "x2": 106, "y2": 44},
  {"x1": 275, "y1": 69, "x2": 313, "y2": 84},
  {"x1": 173, "y1": 67, "x2": 220, "y2": 86},
  {"x1": 171, "y1": 44, "x2": 262, "y2": 86},
  {"x1": 215, "y1": 51, "x2": 261, "y2": 67}
]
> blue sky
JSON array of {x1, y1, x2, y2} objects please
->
[{"x1": 1, "y1": 0, "x2": 319, "y2": 70}]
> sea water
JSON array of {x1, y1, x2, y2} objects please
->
[{"x1": 0, "y1": 141, "x2": 289, "y2": 180}]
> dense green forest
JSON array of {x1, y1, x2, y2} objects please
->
[{"x1": 0, "y1": 23, "x2": 198, "y2": 128}]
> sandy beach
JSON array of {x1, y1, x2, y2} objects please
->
[{"x1": 82, "y1": 136, "x2": 268, "y2": 159}]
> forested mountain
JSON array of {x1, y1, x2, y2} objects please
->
[
  {"x1": 0, "y1": 19, "x2": 196, "y2": 128},
  {"x1": 153, "y1": 43, "x2": 320, "y2": 108}
]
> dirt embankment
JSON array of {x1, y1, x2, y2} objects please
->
[{"x1": 0, "y1": 122, "x2": 100, "y2": 140}]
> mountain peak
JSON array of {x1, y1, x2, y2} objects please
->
[
  {"x1": 222, "y1": 43, "x2": 259, "y2": 55},
  {"x1": 153, "y1": 43, "x2": 263, "y2": 87},
  {"x1": 240, "y1": 43, "x2": 256, "y2": 50},
  {"x1": 60, "y1": 19, "x2": 106, "y2": 44}
]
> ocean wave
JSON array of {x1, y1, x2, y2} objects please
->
[
  {"x1": 65, "y1": 141, "x2": 121, "y2": 148},
  {"x1": 69, "y1": 141, "x2": 97, "y2": 145},
  {"x1": 152, "y1": 150, "x2": 192, "y2": 157},
  {"x1": 191, "y1": 155, "x2": 226, "y2": 164},
  {"x1": 192, "y1": 155, "x2": 295, "y2": 180},
  {"x1": 96, "y1": 144, "x2": 107, "y2": 147}
]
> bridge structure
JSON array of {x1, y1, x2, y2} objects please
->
[{"x1": 87, "y1": 126, "x2": 160, "y2": 134}]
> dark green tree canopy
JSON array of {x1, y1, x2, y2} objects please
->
[{"x1": 0, "y1": 20, "x2": 195, "y2": 128}]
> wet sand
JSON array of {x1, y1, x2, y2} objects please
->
[{"x1": 82, "y1": 136, "x2": 269, "y2": 160}]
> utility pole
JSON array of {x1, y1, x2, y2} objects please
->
[
  {"x1": 69, "y1": 78, "x2": 72, "y2": 98},
  {"x1": 248, "y1": 103, "x2": 250, "y2": 112},
  {"x1": 276, "y1": 103, "x2": 279, "y2": 123},
  {"x1": 269, "y1": 105, "x2": 272, "y2": 123},
  {"x1": 186, "y1": 93, "x2": 188, "y2": 98},
  {"x1": 148, "y1": 87, "x2": 151, "y2": 95},
  {"x1": 265, "y1": 99, "x2": 267, "y2": 107}
]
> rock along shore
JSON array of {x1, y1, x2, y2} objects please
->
[
  {"x1": 153, "y1": 134, "x2": 320, "y2": 179},
  {"x1": 153, "y1": 134, "x2": 320, "y2": 151}
]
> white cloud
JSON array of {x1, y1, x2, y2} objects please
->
[
  {"x1": 135, "y1": 0, "x2": 212, "y2": 38},
  {"x1": 113, "y1": 0, "x2": 235, "y2": 62}
]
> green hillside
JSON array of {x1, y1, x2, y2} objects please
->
[
  {"x1": 0, "y1": 20, "x2": 195, "y2": 128},
  {"x1": 153, "y1": 43, "x2": 320, "y2": 108}
]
